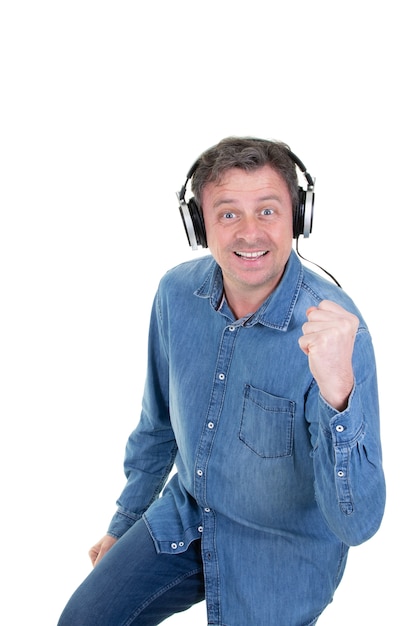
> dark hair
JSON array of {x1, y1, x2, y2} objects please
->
[{"x1": 190, "y1": 136, "x2": 299, "y2": 210}]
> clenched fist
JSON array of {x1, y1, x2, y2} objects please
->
[{"x1": 298, "y1": 300, "x2": 359, "y2": 411}]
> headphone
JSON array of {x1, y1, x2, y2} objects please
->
[{"x1": 177, "y1": 147, "x2": 315, "y2": 250}]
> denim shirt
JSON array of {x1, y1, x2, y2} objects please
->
[{"x1": 108, "y1": 250, "x2": 385, "y2": 626}]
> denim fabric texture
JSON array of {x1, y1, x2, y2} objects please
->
[
  {"x1": 58, "y1": 519, "x2": 205, "y2": 626},
  {"x1": 106, "y1": 250, "x2": 385, "y2": 625}
]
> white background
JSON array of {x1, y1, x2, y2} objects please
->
[{"x1": 1, "y1": 1, "x2": 415, "y2": 624}]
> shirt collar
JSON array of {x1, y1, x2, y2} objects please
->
[{"x1": 194, "y1": 250, "x2": 304, "y2": 331}]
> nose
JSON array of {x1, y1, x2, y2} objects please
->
[{"x1": 236, "y1": 213, "x2": 262, "y2": 242}]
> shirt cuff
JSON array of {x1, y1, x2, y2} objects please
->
[
  {"x1": 107, "y1": 508, "x2": 142, "y2": 538},
  {"x1": 319, "y1": 382, "x2": 365, "y2": 446}
]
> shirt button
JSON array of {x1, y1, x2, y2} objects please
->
[
  {"x1": 335, "y1": 425, "x2": 344, "y2": 432},
  {"x1": 171, "y1": 543, "x2": 178, "y2": 549},
  {"x1": 228, "y1": 325, "x2": 236, "y2": 331},
  {"x1": 198, "y1": 526, "x2": 203, "y2": 533},
  {"x1": 204, "y1": 507, "x2": 211, "y2": 512},
  {"x1": 218, "y1": 373, "x2": 225, "y2": 380},
  {"x1": 337, "y1": 471, "x2": 345, "y2": 477},
  {"x1": 208, "y1": 422, "x2": 214, "y2": 429},
  {"x1": 179, "y1": 541, "x2": 184, "y2": 547},
  {"x1": 197, "y1": 469, "x2": 203, "y2": 477}
]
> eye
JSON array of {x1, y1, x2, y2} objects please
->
[
  {"x1": 223, "y1": 211, "x2": 236, "y2": 219},
  {"x1": 261, "y1": 208, "x2": 274, "y2": 216}
]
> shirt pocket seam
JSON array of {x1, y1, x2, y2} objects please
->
[{"x1": 239, "y1": 384, "x2": 295, "y2": 458}]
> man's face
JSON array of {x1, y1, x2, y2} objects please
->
[{"x1": 201, "y1": 165, "x2": 294, "y2": 308}]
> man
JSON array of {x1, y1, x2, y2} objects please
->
[{"x1": 58, "y1": 137, "x2": 385, "y2": 625}]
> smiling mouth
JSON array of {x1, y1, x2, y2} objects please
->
[{"x1": 234, "y1": 251, "x2": 268, "y2": 259}]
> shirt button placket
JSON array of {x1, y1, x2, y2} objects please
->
[
  {"x1": 201, "y1": 506, "x2": 220, "y2": 623},
  {"x1": 193, "y1": 323, "x2": 237, "y2": 626}
]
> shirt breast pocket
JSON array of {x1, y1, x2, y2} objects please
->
[{"x1": 239, "y1": 384, "x2": 295, "y2": 458}]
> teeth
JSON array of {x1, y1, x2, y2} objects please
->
[{"x1": 236, "y1": 251, "x2": 267, "y2": 258}]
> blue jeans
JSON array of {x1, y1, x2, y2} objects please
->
[{"x1": 57, "y1": 519, "x2": 205, "y2": 626}]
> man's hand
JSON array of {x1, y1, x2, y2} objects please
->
[
  {"x1": 88, "y1": 534, "x2": 118, "y2": 567},
  {"x1": 298, "y1": 300, "x2": 359, "y2": 411}
]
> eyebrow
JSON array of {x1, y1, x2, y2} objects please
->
[{"x1": 213, "y1": 194, "x2": 283, "y2": 208}]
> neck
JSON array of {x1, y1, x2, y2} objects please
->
[
  {"x1": 222, "y1": 274, "x2": 283, "y2": 320},
  {"x1": 223, "y1": 290, "x2": 264, "y2": 320}
]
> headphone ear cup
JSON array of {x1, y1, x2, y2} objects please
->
[
  {"x1": 178, "y1": 194, "x2": 207, "y2": 250},
  {"x1": 293, "y1": 187, "x2": 306, "y2": 239},
  {"x1": 293, "y1": 186, "x2": 314, "y2": 238},
  {"x1": 188, "y1": 198, "x2": 207, "y2": 249}
]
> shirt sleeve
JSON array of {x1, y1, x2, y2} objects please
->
[
  {"x1": 107, "y1": 292, "x2": 177, "y2": 539},
  {"x1": 308, "y1": 326, "x2": 386, "y2": 546}
]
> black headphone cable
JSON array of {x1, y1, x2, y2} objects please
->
[{"x1": 295, "y1": 237, "x2": 342, "y2": 288}]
